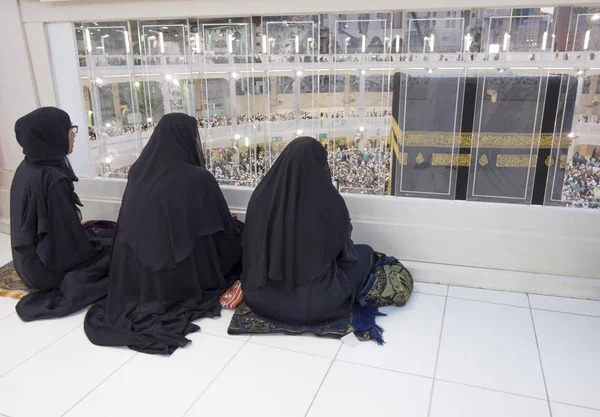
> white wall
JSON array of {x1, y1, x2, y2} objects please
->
[
  {"x1": 0, "y1": 0, "x2": 38, "y2": 171},
  {"x1": 0, "y1": 10, "x2": 94, "y2": 177},
  {"x1": 4, "y1": 166, "x2": 597, "y2": 286},
  {"x1": 3, "y1": 170, "x2": 598, "y2": 299},
  {"x1": 37, "y1": 173, "x2": 600, "y2": 283}
]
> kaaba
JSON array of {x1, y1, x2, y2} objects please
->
[{"x1": 389, "y1": 72, "x2": 575, "y2": 205}]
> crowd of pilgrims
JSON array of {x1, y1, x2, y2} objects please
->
[
  {"x1": 194, "y1": 111, "x2": 370, "y2": 128},
  {"x1": 80, "y1": 56, "x2": 184, "y2": 67},
  {"x1": 107, "y1": 142, "x2": 391, "y2": 194},
  {"x1": 577, "y1": 114, "x2": 600, "y2": 124},
  {"x1": 562, "y1": 150, "x2": 600, "y2": 209},
  {"x1": 9, "y1": 107, "x2": 412, "y2": 355},
  {"x1": 93, "y1": 109, "x2": 391, "y2": 137}
]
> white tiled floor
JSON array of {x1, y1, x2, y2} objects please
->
[{"x1": 1, "y1": 232, "x2": 600, "y2": 417}]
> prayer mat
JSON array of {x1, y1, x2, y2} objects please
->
[
  {"x1": 227, "y1": 301, "x2": 385, "y2": 344},
  {"x1": 0, "y1": 262, "x2": 34, "y2": 300}
]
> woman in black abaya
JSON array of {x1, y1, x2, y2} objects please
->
[
  {"x1": 239, "y1": 137, "x2": 413, "y2": 342},
  {"x1": 84, "y1": 113, "x2": 243, "y2": 354},
  {"x1": 242, "y1": 137, "x2": 384, "y2": 325},
  {"x1": 11, "y1": 107, "x2": 113, "y2": 321}
]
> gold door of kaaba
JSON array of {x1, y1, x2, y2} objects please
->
[{"x1": 467, "y1": 73, "x2": 547, "y2": 203}]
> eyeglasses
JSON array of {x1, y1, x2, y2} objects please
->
[{"x1": 71, "y1": 125, "x2": 79, "y2": 134}]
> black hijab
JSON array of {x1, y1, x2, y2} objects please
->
[
  {"x1": 116, "y1": 113, "x2": 234, "y2": 271},
  {"x1": 14, "y1": 107, "x2": 78, "y2": 182},
  {"x1": 127, "y1": 112, "x2": 206, "y2": 179},
  {"x1": 11, "y1": 108, "x2": 109, "y2": 322},
  {"x1": 12, "y1": 108, "x2": 83, "y2": 249},
  {"x1": 242, "y1": 137, "x2": 351, "y2": 292}
]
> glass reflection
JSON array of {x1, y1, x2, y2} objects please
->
[{"x1": 72, "y1": 7, "x2": 598, "y2": 207}]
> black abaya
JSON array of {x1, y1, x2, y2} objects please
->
[
  {"x1": 241, "y1": 137, "x2": 374, "y2": 325},
  {"x1": 84, "y1": 113, "x2": 243, "y2": 354},
  {"x1": 10, "y1": 107, "x2": 112, "y2": 321}
]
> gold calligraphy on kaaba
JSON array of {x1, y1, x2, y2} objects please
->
[
  {"x1": 431, "y1": 153, "x2": 471, "y2": 166},
  {"x1": 496, "y1": 155, "x2": 538, "y2": 168},
  {"x1": 397, "y1": 132, "x2": 570, "y2": 149},
  {"x1": 418, "y1": 153, "x2": 542, "y2": 168}
]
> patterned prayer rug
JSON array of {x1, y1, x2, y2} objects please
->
[
  {"x1": 0, "y1": 262, "x2": 34, "y2": 300},
  {"x1": 227, "y1": 301, "x2": 385, "y2": 344}
]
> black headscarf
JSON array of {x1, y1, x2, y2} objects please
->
[
  {"x1": 242, "y1": 137, "x2": 351, "y2": 292},
  {"x1": 14, "y1": 107, "x2": 78, "y2": 182},
  {"x1": 127, "y1": 112, "x2": 206, "y2": 179},
  {"x1": 12, "y1": 108, "x2": 83, "y2": 250},
  {"x1": 11, "y1": 108, "x2": 110, "y2": 322},
  {"x1": 116, "y1": 113, "x2": 234, "y2": 271}
]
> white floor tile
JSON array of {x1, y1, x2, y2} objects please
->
[
  {"x1": 430, "y1": 380, "x2": 550, "y2": 417},
  {"x1": 186, "y1": 343, "x2": 331, "y2": 417},
  {"x1": 436, "y1": 298, "x2": 546, "y2": 399},
  {"x1": 533, "y1": 309, "x2": 600, "y2": 409},
  {"x1": 249, "y1": 333, "x2": 341, "y2": 359},
  {"x1": 448, "y1": 286, "x2": 529, "y2": 307},
  {"x1": 0, "y1": 326, "x2": 135, "y2": 417},
  {"x1": 0, "y1": 297, "x2": 17, "y2": 319},
  {"x1": 307, "y1": 361, "x2": 431, "y2": 417},
  {"x1": 530, "y1": 294, "x2": 600, "y2": 317},
  {"x1": 64, "y1": 333, "x2": 243, "y2": 417},
  {"x1": 551, "y1": 403, "x2": 600, "y2": 417},
  {"x1": 194, "y1": 308, "x2": 250, "y2": 341},
  {"x1": 0, "y1": 310, "x2": 86, "y2": 376},
  {"x1": 336, "y1": 292, "x2": 446, "y2": 377},
  {"x1": 413, "y1": 281, "x2": 448, "y2": 296}
]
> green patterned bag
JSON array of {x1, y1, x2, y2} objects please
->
[{"x1": 359, "y1": 252, "x2": 413, "y2": 308}]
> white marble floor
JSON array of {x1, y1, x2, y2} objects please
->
[{"x1": 0, "y1": 233, "x2": 599, "y2": 417}]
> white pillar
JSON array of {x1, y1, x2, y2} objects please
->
[
  {"x1": 47, "y1": 23, "x2": 94, "y2": 178},
  {"x1": 229, "y1": 75, "x2": 237, "y2": 130},
  {"x1": 359, "y1": 71, "x2": 366, "y2": 125},
  {"x1": 0, "y1": 0, "x2": 38, "y2": 171},
  {"x1": 23, "y1": 22, "x2": 57, "y2": 108},
  {"x1": 294, "y1": 71, "x2": 301, "y2": 130},
  {"x1": 161, "y1": 76, "x2": 172, "y2": 114}
]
